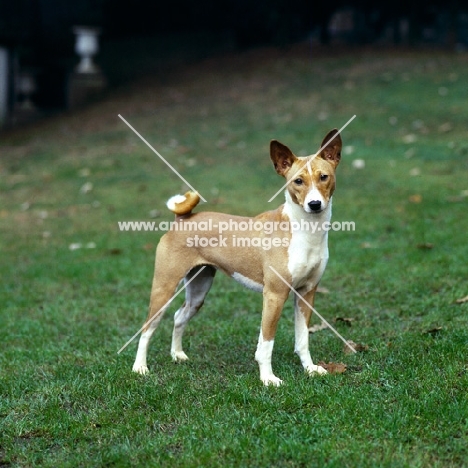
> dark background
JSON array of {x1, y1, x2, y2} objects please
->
[
  {"x1": 0, "y1": 0, "x2": 466, "y2": 116},
  {"x1": 1, "y1": 0, "x2": 464, "y2": 50}
]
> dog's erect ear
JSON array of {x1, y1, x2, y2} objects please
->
[
  {"x1": 270, "y1": 140, "x2": 297, "y2": 177},
  {"x1": 319, "y1": 129, "x2": 342, "y2": 168}
]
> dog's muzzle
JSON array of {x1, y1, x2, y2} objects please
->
[{"x1": 308, "y1": 200, "x2": 322, "y2": 212}]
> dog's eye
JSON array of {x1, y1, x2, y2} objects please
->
[
  {"x1": 294, "y1": 178, "x2": 303, "y2": 185},
  {"x1": 320, "y1": 174, "x2": 328, "y2": 182}
]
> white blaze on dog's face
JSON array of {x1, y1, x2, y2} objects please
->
[{"x1": 270, "y1": 130, "x2": 342, "y2": 214}]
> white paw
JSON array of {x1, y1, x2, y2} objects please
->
[
  {"x1": 132, "y1": 364, "x2": 149, "y2": 374},
  {"x1": 306, "y1": 364, "x2": 328, "y2": 376},
  {"x1": 260, "y1": 374, "x2": 283, "y2": 386},
  {"x1": 171, "y1": 351, "x2": 189, "y2": 362}
]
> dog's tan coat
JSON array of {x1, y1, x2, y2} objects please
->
[{"x1": 132, "y1": 130, "x2": 342, "y2": 386}]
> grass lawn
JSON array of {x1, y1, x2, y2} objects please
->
[{"x1": 1, "y1": 44, "x2": 468, "y2": 467}]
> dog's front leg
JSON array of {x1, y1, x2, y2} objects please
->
[
  {"x1": 255, "y1": 287, "x2": 289, "y2": 386},
  {"x1": 294, "y1": 287, "x2": 327, "y2": 376}
]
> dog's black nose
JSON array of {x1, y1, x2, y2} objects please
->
[{"x1": 308, "y1": 200, "x2": 322, "y2": 212}]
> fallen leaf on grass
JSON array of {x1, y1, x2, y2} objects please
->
[
  {"x1": 309, "y1": 322, "x2": 328, "y2": 333},
  {"x1": 80, "y1": 182, "x2": 93, "y2": 194},
  {"x1": 108, "y1": 248, "x2": 123, "y2": 255},
  {"x1": 405, "y1": 148, "x2": 415, "y2": 158},
  {"x1": 343, "y1": 146, "x2": 355, "y2": 155},
  {"x1": 343, "y1": 340, "x2": 369, "y2": 354},
  {"x1": 403, "y1": 134, "x2": 417, "y2": 144},
  {"x1": 409, "y1": 194, "x2": 422, "y2": 203},
  {"x1": 455, "y1": 295, "x2": 468, "y2": 304},
  {"x1": 424, "y1": 326, "x2": 443, "y2": 335},
  {"x1": 352, "y1": 159, "x2": 365, "y2": 169},
  {"x1": 438, "y1": 87, "x2": 448, "y2": 96},
  {"x1": 316, "y1": 286, "x2": 330, "y2": 294},
  {"x1": 446, "y1": 196, "x2": 464, "y2": 203},
  {"x1": 318, "y1": 361, "x2": 347, "y2": 374},
  {"x1": 335, "y1": 317, "x2": 355, "y2": 326},
  {"x1": 149, "y1": 209, "x2": 161, "y2": 218},
  {"x1": 416, "y1": 243, "x2": 434, "y2": 250},
  {"x1": 438, "y1": 122, "x2": 453, "y2": 133}
]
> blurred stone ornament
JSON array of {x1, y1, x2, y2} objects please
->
[
  {"x1": 73, "y1": 26, "x2": 101, "y2": 74},
  {"x1": 17, "y1": 71, "x2": 37, "y2": 110}
]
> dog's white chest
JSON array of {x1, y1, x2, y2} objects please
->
[
  {"x1": 287, "y1": 228, "x2": 328, "y2": 289},
  {"x1": 283, "y1": 199, "x2": 330, "y2": 290}
]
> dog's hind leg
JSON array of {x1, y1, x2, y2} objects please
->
[
  {"x1": 132, "y1": 263, "x2": 188, "y2": 375},
  {"x1": 171, "y1": 265, "x2": 216, "y2": 362}
]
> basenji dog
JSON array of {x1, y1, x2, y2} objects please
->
[{"x1": 132, "y1": 129, "x2": 342, "y2": 386}]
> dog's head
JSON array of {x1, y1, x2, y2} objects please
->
[{"x1": 270, "y1": 129, "x2": 342, "y2": 214}]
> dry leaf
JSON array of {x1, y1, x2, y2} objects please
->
[
  {"x1": 318, "y1": 361, "x2": 347, "y2": 374},
  {"x1": 416, "y1": 243, "x2": 434, "y2": 250},
  {"x1": 344, "y1": 146, "x2": 355, "y2": 155},
  {"x1": 80, "y1": 182, "x2": 93, "y2": 194},
  {"x1": 335, "y1": 317, "x2": 355, "y2": 326},
  {"x1": 455, "y1": 295, "x2": 468, "y2": 304},
  {"x1": 403, "y1": 134, "x2": 417, "y2": 143},
  {"x1": 438, "y1": 122, "x2": 453, "y2": 133},
  {"x1": 405, "y1": 148, "x2": 415, "y2": 158},
  {"x1": 343, "y1": 340, "x2": 369, "y2": 354},
  {"x1": 309, "y1": 322, "x2": 328, "y2": 333},
  {"x1": 149, "y1": 209, "x2": 161, "y2": 218},
  {"x1": 352, "y1": 159, "x2": 365, "y2": 169},
  {"x1": 409, "y1": 194, "x2": 422, "y2": 203},
  {"x1": 355, "y1": 343, "x2": 369, "y2": 352},
  {"x1": 316, "y1": 286, "x2": 330, "y2": 294},
  {"x1": 424, "y1": 326, "x2": 442, "y2": 335}
]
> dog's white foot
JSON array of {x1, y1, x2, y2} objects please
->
[
  {"x1": 306, "y1": 364, "x2": 327, "y2": 376},
  {"x1": 261, "y1": 374, "x2": 283, "y2": 386},
  {"x1": 132, "y1": 364, "x2": 149, "y2": 375},
  {"x1": 171, "y1": 350, "x2": 189, "y2": 362}
]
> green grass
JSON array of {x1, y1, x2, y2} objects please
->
[{"x1": 1, "y1": 44, "x2": 468, "y2": 467}]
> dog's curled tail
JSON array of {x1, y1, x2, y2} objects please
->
[{"x1": 166, "y1": 191, "x2": 201, "y2": 216}]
